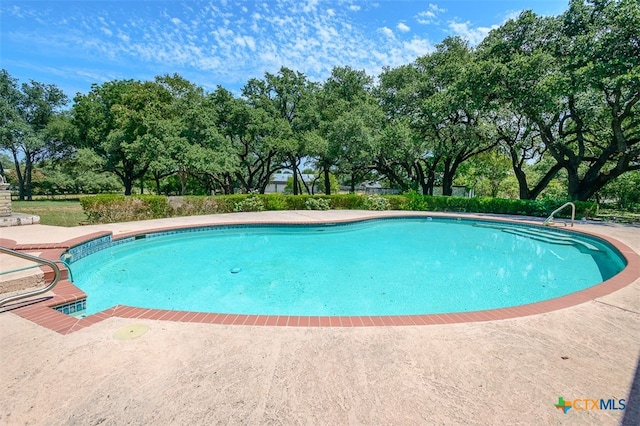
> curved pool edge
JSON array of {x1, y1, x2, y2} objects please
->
[{"x1": 2, "y1": 212, "x2": 639, "y2": 334}]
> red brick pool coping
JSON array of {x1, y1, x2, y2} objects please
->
[{"x1": 1, "y1": 216, "x2": 639, "y2": 335}]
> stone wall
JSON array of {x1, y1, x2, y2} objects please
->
[{"x1": 0, "y1": 190, "x2": 11, "y2": 217}]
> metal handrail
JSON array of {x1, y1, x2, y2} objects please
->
[
  {"x1": 0, "y1": 246, "x2": 62, "y2": 307},
  {"x1": 543, "y1": 202, "x2": 576, "y2": 227}
]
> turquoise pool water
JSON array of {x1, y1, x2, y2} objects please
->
[{"x1": 68, "y1": 218, "x2": 626, "y2": 316}]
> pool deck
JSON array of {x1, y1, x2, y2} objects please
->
[{"x1": 1, "y1": 210, "x2": 639, "y2": 424}]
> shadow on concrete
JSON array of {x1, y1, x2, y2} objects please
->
[
  {"x1": 0, "y1": 296, "x2": 52, "y2": 313},
  {"x1": 622, "y1": 356, "x2": 640, "y2": 425}
]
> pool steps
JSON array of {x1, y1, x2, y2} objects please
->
[{"x1": 473, "y1": 223, "x2": 601, "y2": 252}]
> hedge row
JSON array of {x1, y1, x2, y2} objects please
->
[
  {"x1": 80, "y1": 194, "x2": 173, "y2": 223},
  {"x1": 403, "y1": 191, "x2": 598, "y2": 218},
  {"x1": 80, "y1": 192, "x2": 598, "y2": 224}
]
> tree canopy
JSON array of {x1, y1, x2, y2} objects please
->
[{"x1": 1, "y1": 0, "x2": 638, "y2": 203}]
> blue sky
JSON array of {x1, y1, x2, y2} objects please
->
[{"x1": 1, "y1": 0, "x2": 568, "y2": 98}]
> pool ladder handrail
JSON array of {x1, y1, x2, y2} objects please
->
[
  {"x1": 543, "y1": 202, "x2": 575, "y2": 227},
  {"x1": 0, "y1": 246, "x2": 61, "y2": 307}
]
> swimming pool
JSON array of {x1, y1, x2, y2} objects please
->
[{"x1": 65, "y1": 217, "x2": 626, "y2": 317}]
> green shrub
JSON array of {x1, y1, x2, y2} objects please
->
[
  {"x1": 405, "y1": 190, "x2": 429, "y2": 211},
  {"x1": 262, "y1": 193, "x2": 289, "y2": 211},
  {"x1": 233, "y1": 195, "x2": 265, "y2": 212},
  {"x1": 305, "y1": 197, "x2": 331, "y2": 210},
  {"x1": 364, "y1": 195, "x2": 390, "y2": 211},
  {"x1": 174, "y1": 196, "x2": 219, "y2": 216},
  {"x1": 80, "y1": 194, "x2": 172, "y2": 223},
  {"x1": 399, "y1": 192, "x2": 597, "y2": 218},
  {"x1": 327, "y1": 194, "x2": 366, "y2": 209},
  {"x1": 80, "y1": 192, "x2": 599, "y2": 223},
  {"x1": 138, "y1": 195, "x2": 174, "y2": 218},
  {"x1": 387, "y1": 195, "x2": 409, "y2": 210}
]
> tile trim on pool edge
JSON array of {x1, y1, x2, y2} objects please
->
[{"x1": 4, "y1": 215, "x2": 639, "y2": 335}]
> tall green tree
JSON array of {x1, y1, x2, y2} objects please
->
[
  {"x1": 317, "y1": 66, "x2": 379, "y2": 194},
  {"x1": 146, "y1": 74, "x2": 237, "y2": 196},
  {"x1": 558, "y1": 0, "x2": 640, "y2": 200},
  {"x1": 210, "y1": 86, "x2": 283, "y2": 194},
  {"x1": 377, "y1": 63, "x2": 435, "y2": 193},
  {"x1": 146, "y1": 74, "x2": 202, "y2": 195},
  {"x1": 476, "y1": 12, "x2": 568, "y2": 200},
  {"x1": 378, "y1": 38, "x2": 496, "y2": 195},
  {"x1": 73, "y1": 79, "x2": 168, "y2": 195},
  {"x1": 0, "y1": 69, "x2": 69, "y2": 200},
  {"x1": 243, "y1": 67, "x2": 318, "y2": 194},
  {"x1": 479, "y1": 1, "x2": 640, "y2": 201}
]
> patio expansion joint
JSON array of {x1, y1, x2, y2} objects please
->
[{"x1": 593, "y1": 299, "x2": 640, "y2": 315}]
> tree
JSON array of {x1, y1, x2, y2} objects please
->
[
  {"x1": 455, "y1": 150, "x2": 513, "y2": 197},
  {"x1": 557, "y1": 0, "x2": 640, "y2": 200},
  {"x1": 490, "y1": 108, "x2": 562, "y2": 200},
  {"x1": 598, "y1": 170, "x2": 640, "y2": 209},
  {"x1": 210, "y1": 87, "x2": 282, "y2": 194},
  {"x1": 377, "y1": 63, "x2": 439, "y2": 194},
  {"x1": 317, "y1": 66, "x2": 379, "y2": 194},
  {"x1": 243, "y1": 67, "x2": 319, "y2": 195},
  {"x1": 323, "y1": 100, "x2": 382, "y2": 192},
  {"x1": 72, "y1": 80, "x2": 168, "y2": 195},
  {"x1": 377, "y1": 38, "x2": 496, "y2": 196},
  {"x1": 479, "y1": 1, "x2": 640, "y2": 201},
  {"x1": 145, "y1": 74, "x2": 237, "y2": 196},
  {"x1": 0, "y1": 69, "x2": 68, "y2": 200}
]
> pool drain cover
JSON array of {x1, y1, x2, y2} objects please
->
[{"x1": 113, "y1": 324, "x2": 149, "y2": 340}]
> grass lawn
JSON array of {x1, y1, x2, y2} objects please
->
[
  {"x1": 11, "y1": 199, "x2": 87, "y2": 227},
  {"x1": 596, "y1": 209, "x2": 640, "y2": 224}
]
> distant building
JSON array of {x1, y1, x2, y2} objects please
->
[{"x1": 265, "y1": 171, "x2": 317, "y2": 193}]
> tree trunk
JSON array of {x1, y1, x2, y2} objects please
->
[
  {"x1": 514, "y1": 168, "x2": 531, "y2": 200},
  {"x1": 298, "y1": 169, "x2": 312, "y2": 194},
  {"x1": 442, "y1": 160, "x2": 454, "y2": 196},
  {"x1": 324, "y1": 166, "x2": 331, "y2": 195},
  {"x1": 11, "y1": 153, "x2": 25, "y2": 200},
  {"x1": 24, "y1": 155, "x2": 33, "y2": 200},
  {"x1": 414, "y1": 162, "x2": 429, "y2": 195},
  {"x1": 425, "y1": 168, "x2": 435, "y2": 196},
  {"x1": 178, "y1": 170, "x2": 187, "y2": 195},
  {"x1": 123, "y1": 174, "x2": 133, "y2": 196},
  {"x1": 154, "y1": 175, "x2": 161, "y2": 195},
  {"x1": 528, "y1": 163, "x2": 564, "y2": 200}
]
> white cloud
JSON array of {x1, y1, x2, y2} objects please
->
[
  {"x1": 245, "y1": 36, "x2": 256, "y2": 51},
  {"x1": 447, "y1": 21, "x2": 499, "y2": 45},
  {"x1": 3, "y1": 0, "x2": 440, "y2": 92},
  {"x1": 234, "y1": 35, "x2": 256, "y2": 51},
  {"x1": 380, "y1": 27, "x2": 394, "y2": 38},
  {"x1": 397, "y1": 22, "x2": 410, "y2": 32},
  {"x1": 403, "y1": 37, "x2": 432, "y2": 57},
  {"x1": 117, "y1": 31, "x2": 130, "y2": 43},
  {"x1": 417, "y1": 3, "x2": 447, "y2": 24},
  {"x1": 302, "y1": 0, "x2": 319, "y2": 13},
  {"x1": 416, "y1": 10, "x2": 436, "y2": 25},
  {"x1": 503, "y1": 10, "x2": 522, "y2": 22}
]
